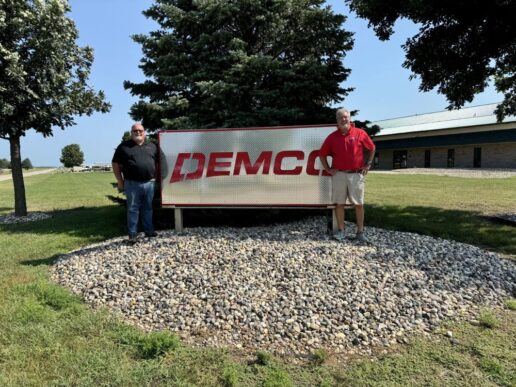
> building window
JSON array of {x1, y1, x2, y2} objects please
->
[
  {"x1": 447, "y1": 149, "x2": 455, "y2": 168},
  {"x1": 373, "y1": 152, "x2": 379, "y2": 168},
  {"x1": 393, "y1": 150, "x2": 408, "y2": 169},
  {"x1": 474, "y1": 147, "x2": 482, "y2": 168},
  {"x1": 424, "y1": 150, "x2": 431, "y2": 168}
]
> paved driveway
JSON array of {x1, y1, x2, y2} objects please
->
[{"x1": 0, "y1": 168, "x2": 56, "y2": 182}]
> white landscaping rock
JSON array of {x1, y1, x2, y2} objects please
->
[{"x1": 51, "y1": 217, "x2": 516, "y2": 356}]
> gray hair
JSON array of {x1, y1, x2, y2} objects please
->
[
  {"x1": 336, "y1": 108, "x2": 349, "y2": 119},
  {"x1": 131, "y1": 122, "x2": 144, "y2": 131}
]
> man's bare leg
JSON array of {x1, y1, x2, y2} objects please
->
[
  {"x1": 355, "y1": 204, "x2": 364, "y2": 233},
  {"x1": 336, "y1": 204, "x2": 346, "y2": 231}
]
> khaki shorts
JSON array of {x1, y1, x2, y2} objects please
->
[{"x1": 332, "y1": 171, "x2": 365, "y2": 205}]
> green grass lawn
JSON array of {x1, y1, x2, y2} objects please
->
[{"x1": 0, "y1": 172, "x2": 514, "y2": 386}]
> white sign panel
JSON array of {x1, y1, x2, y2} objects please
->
[{"x1": 159, "y1": 125, "x2": 335, "y2": 206}]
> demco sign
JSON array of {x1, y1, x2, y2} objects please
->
[{"x1": 159, "y1": 125, "x2": 335, "y2": 206}]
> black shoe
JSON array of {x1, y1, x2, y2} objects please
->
[
  {"x1": 127, "y1": 234, "x2": 138, "y2": 245},
  {"x1": 145, "y1": 231, "x2": 158, "y2": 238}
]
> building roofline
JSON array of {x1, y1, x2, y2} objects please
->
[
  {"x1": 373, "y1": 103, "x2": 516, "y2": 137},
  {"x1": 374, "y1": 102, "x2": 500, "y2": 123}
]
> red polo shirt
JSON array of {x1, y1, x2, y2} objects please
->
[{"x1": 319, "y1": 126, "x2": 375, "y2": 170}]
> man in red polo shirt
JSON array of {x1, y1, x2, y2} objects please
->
[{"x1": 319, "y1": 108, "x2": 376, "y2": 243}]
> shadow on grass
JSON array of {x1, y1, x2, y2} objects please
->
[
  {"x1": 4, "y1": 202, "x2": 514, "y2": 254},
  {"x1": 106, "y1": 194, "x2": 126, "y2": 205},
  {"x1": 22, "y1": 241, "x2": 136, "y2": 267},
  {"x1": 5, "y1": 203, "x2": 515, "y2": 268},
  {"x1": 22, "y1": 254, "x2": 62, "y2": 267},
  {"x1": 0, "y1": 205, "x2": 126, "y2": 240}
]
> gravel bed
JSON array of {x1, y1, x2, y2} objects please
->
[
  {"x1": 0, "y1": 212, "x2": 51, "y2": 224},
  {"x1": 51, "y1": 217, "x2": 516, "y2": 356}
]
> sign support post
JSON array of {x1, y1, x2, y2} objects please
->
[{"x1": 174, "y1": 208, "x2": 183, "y2": 232}]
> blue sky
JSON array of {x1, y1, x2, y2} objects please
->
[{"x1": 0, "y1": 0, "x2": 500, "y2": 166}]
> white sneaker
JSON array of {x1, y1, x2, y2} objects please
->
[{"x1": 333, "y1": 230, "x2": 346, "y2": 242}]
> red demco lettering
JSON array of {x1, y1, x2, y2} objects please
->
[
  {"x1": 234, "y1": 151, "x2": 272, "y2": 175},
  {"x1": 170, "y1": 150, "x2": 330, "y2": 183}
]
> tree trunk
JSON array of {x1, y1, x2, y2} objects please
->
[{"x1": 9, "y1": 135, "x2": 27, "y2": 216}]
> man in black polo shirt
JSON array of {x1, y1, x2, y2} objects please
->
[{"x1": 112, "y1": 123, "x2": 158, "y2": 243}]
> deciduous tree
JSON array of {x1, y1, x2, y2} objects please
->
[
  {"x1": 21, "y1": 158, "x2": 32, "y2": 170},
  {"x1": 0, "y1": 158, "x2": 9, "y2": 169},
  {"x1": 0, "y1": 0, "x2": 110, "y2": 215},
  {"x1": 125, "y1": 0, "x2": 354, "y2": 131},
  {"x1": 60, "y1": 144, "x2": 84, "y2": 168},
  {"x1": 346, "y1": 0, "x2": 516, "y2": 121}
]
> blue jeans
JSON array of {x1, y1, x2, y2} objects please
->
[{"x1": 124, "y1": 179, "x2": 155, "y2": 236}]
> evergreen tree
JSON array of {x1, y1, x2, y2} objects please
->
[
  {"x1": 354, "y1": 120, "x2": 380, "y2": 138},
  {"x1": 125, "y1": 0, "x2": 354, "y2": 131},
  {"x1": 60, "y1": 144, "x2": 84, "y2": 168},
  {"x1": 0, "y1": 0, "x2": 110, "y2": 215},
  {"x1": 122, "y1": 131, "x2": 131, "y2": 142}
]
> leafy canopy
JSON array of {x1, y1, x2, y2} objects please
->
[
  {"x1": 60, "y1": 143, "x2": 84, "y2": 168},
  {"x1": 346, "y1": 0, "x2": 516, "y2": 121},
  {"x1": 0, "y1": 0, "x2": 111, "y2": 139},
  {"x1": 0, "y1": 0, "x2": 110, "y2": 216},
  {"x1": 21, "y1": 158, "x2": 32, "y2": 169},
  {"x1": 125, "y1": 0, "x2": 354, "y2": 131}
]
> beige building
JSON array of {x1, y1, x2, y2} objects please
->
[{"x1": 372, "y1": 103, "x2": 516, "y2": 169}]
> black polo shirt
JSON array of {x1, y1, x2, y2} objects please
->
[{"x1": 112, "y1": 140, "x2": 158, "y2": 182}]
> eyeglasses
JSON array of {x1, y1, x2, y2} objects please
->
[{"x1": 132, "y1": 130, "x2": 144, "y2": 133}]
